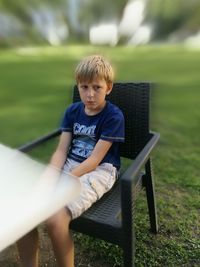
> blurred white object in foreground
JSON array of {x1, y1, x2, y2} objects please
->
[
  {"x1": 89, "y1": 24, "x2": 118, "y2": 46},
  {"x1": 0, "y1": 144, "x2": 80, "y2": 252}
]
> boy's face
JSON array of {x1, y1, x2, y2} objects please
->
[{"x1": 78, "y1": 78, "x2": 112, "y2": 115}]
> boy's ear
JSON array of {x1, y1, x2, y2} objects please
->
[{"x1": 106, "y1": 82, "x2": 113, "y2": 95}]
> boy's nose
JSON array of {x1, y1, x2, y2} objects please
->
[{"x1": 87, "y1": 88, "x2": 94, "y2": 97}]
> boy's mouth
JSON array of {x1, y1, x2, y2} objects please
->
[{"x1": 86, "y1": 101, "x2": 95, "y2": 105}]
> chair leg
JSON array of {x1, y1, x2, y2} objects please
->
[
  {"x1": 121, "y1": 182, "x2": 136, "y2": 267},
  {"x1": 144, "y1": 159, "x2": 158, "y2": 234},
  {"x1": 122, "y1": 226, "x2": 136, "y2": 267}
]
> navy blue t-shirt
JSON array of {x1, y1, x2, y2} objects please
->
[{"x1": 60, "y1": 101, "x2": 125, "y2": 170}]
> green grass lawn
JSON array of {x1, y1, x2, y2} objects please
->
[{"x1": 0, "y1": 45, "x2": 199, "y2": 266}]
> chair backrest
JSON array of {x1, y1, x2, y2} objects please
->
[{"x1": 73, "y1": 82, "x2": 151, "y2": 159}]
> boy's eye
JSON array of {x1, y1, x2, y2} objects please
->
[
  {"x1": 93, "y1": 86, "x2": 101, "y2": 91},
  {"x1": 81, "y1": 85, "x2": 88, "y2": 90}
]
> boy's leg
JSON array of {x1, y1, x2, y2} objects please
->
[
  {"x1": 17, "y1": 228, "x2": 39, "y2": 267},
  {"x1": 46, "y1": 208, "x2": 74, "y2": 267}
]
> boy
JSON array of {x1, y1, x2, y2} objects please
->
[{"x1": 17, "y1": 55, "x2": 125, "y2": 267}]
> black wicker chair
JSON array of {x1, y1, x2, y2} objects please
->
[{"x1": 18, "y1": 82, "x2": 160, "y2": 267}]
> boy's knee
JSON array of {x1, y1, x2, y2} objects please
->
[
  {"x1": 46, "y1": 209, "x2": 71, "y2": 230},
  {"x1": 46, "y1": 214, "x2": 61, "y2": 231}
]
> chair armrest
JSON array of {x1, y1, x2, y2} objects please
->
[
  {"x1": 18, "y1": 129, "x2": 61, "y2": 152},
  {"x1": 120, "y1": 132, "x2": 160, "y2": 240},
  {"x1": 120, "y1": 132, "x2": 160, "y2": 187}
]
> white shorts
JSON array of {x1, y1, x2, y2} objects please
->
[{"x1": 63, "y1": 158, "x2": 117, "y2": 219}]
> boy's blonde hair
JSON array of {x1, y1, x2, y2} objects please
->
[{"x1": 75, "y1": 55, "x2": 114, "y2": 84}]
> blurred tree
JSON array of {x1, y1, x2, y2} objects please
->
[
  {"x1": 0, "y1": 0, "x2": 68, "y2": 45},
  {"x1": 183, "y1": 1, "x2": 200, "y2": 33},
  {"x1": 77, "y1": 0, "x2": 128, "y2": 34},
  {"x1": 1, "y1": 0, "x2": 200, "y2": 45},
  {"x1": 0, "y1": 0, "x2": 66, "y2": 19},
  {"x1": 0, "y1": 0, "x2": 31, "y2": 23},
  {"x1": 146, "y1": 0, "x2": 200, "y2": 40}
]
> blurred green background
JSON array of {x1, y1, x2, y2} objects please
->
[{"x1": 0, "y1": 1, "x2": 199, "y2": 266}]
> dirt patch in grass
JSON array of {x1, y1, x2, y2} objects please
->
[{"x1": 0, "y1": 224, "x2": 112, "y2": 267}]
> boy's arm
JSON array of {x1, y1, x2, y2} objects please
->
[
  {"x1": 50, "y1": 132, "x2": 72, "y2": 170},
  {"x1": 70, "y1": 139, "x2": 112, "y2": 177}
]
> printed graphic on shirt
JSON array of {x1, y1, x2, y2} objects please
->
[
  {"x1": 71, "y1": 136, "x2": 96, "y2": 158},
  {"x1": 73, "y1": 123, "x2": 96, "y2": 137},
  {"x1": 71, "y1": 123, "x2": 97, "y2": 158}
]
